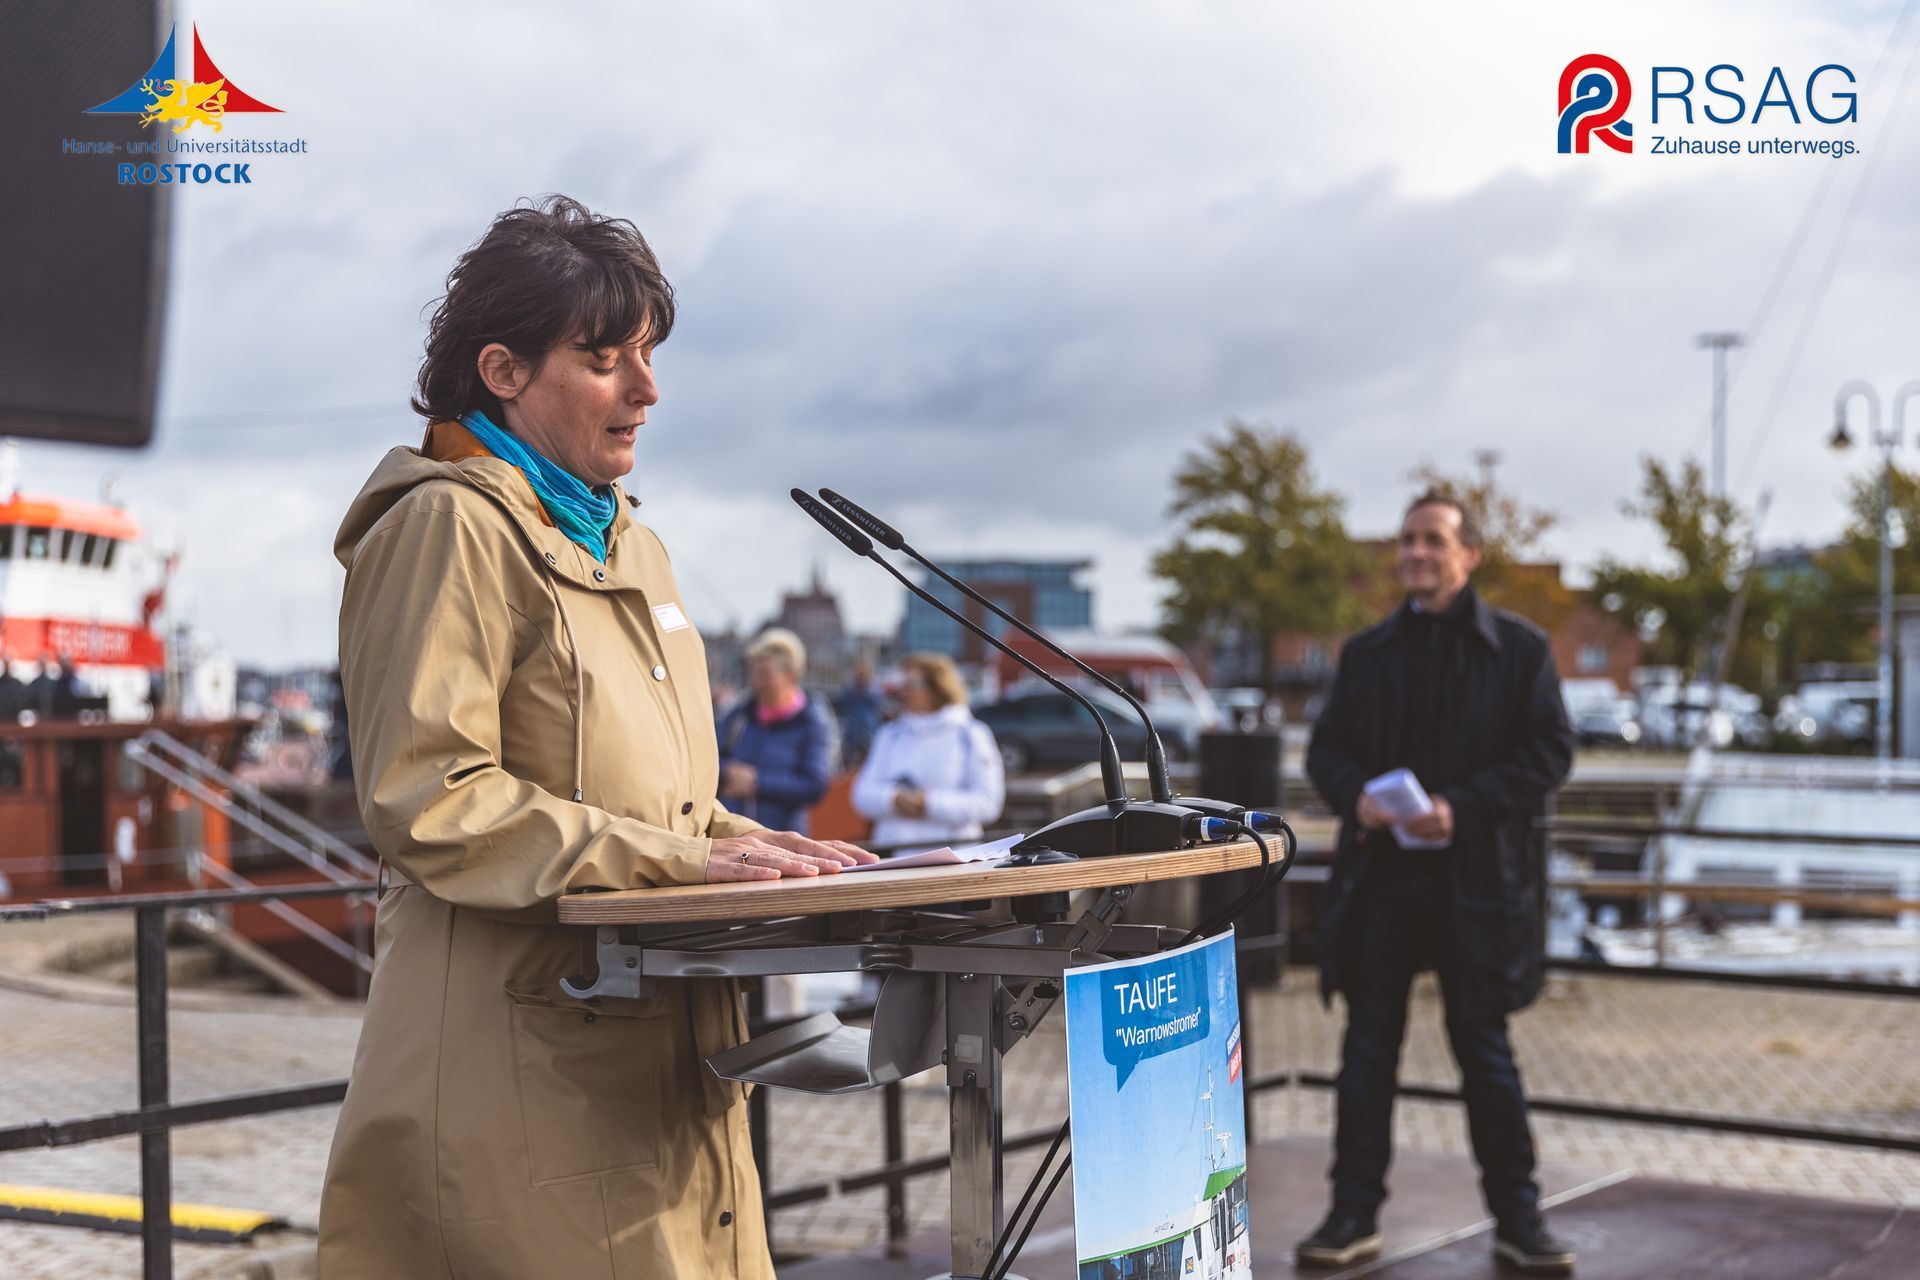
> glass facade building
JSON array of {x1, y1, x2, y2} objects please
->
[{"x1": 897, "y1": 559, "x2": 1094, "y2": 665}]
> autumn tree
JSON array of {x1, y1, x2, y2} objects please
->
[
  {"x1": 1790, "y1": 462, "x2": 1920, "y2": 669},
  {"x1": 1590, "y1": 456, "x2": 1747, "y2": 683},
  {"x1": 1151, "y1": 421, "x2": 1365, "y2": 694}
]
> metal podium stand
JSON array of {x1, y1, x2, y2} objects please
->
[{"x1": 557, "y1": 841, "x2": 1264, "y2": 1280}]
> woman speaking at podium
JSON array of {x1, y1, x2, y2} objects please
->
[{"x1": 318, "y1": 195, "x2": 874, "y2": 1278}]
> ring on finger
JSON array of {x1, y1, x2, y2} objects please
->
[{"x1": 740, "y1": 850, "x2": 753, "y2": 863}]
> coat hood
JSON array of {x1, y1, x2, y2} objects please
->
[
  {"x1": 334, "y1": 423, "x2": 635, "y2": 570},
  {"x1": 334, "y1": 423, "x2": 650, "y2": 808}
]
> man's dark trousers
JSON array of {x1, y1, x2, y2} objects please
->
[{"x1": 1331, "y1": 854, "x2": 1541, "y2": 1228}]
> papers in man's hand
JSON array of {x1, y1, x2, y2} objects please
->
[
  {"x1": 1362, "y1": 768, "x2": 1447, "y2": 850},
  {"x1": 840, "y1": 832, "x2": 1027, "y2": 872}
]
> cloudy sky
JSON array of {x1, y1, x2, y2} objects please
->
[{"x1": 20, "y1": 0, "x2": 1920, "y2": 666}]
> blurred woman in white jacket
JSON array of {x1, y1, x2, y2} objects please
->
[{"x1": 852, "y1": 653, "x2": 1005, "y2": 855}]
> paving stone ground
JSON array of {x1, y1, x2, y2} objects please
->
[
  {"x1": 0, "y1": 918, "x2": 1914, "y2": 1276},
  {"x1": 764, "y1": 968, "x2": 1920, "y2": 1255}
]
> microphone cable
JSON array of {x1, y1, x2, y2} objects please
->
[
  {"x1": 1182, "y1": 816, "x2": 1296, "y2": 948},
  {"x1": 981, "y1": 818, "x2": 1294, "y2": 1280}
]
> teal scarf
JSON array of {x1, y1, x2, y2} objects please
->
[{"x1": 459, "y1": 410, "x2": 619, "y2": 563}]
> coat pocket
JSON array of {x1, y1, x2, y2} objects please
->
[{"x1": 503, "y1": 981, "x2": 669, "y2": 1187}]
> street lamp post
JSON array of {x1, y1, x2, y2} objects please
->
[
  {"x1": 1698, "y1": 332, "x2": 1744, "y2": 500},
  {"x1": 1831, "y1": 380, "x2": 1920, "y2": 760}
]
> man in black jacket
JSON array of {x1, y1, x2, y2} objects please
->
[{"x1": 1296, "y1": 491, "x2": 1576, "y2": 1276}]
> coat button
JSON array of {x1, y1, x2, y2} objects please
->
[
  {"x1": 651, "y1": 665, "x2": 666, "y2": 681},
  {"x1": 680, "y1": 801, "x2": 693, "y2": 815},
  {"x1": 593, "y1": 568, "x2": 607, "y2": 582},
  {"x1": 718, "y1": 1211, "x2": 733, "y2": 1227}
]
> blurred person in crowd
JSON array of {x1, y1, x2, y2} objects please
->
[
  {"x1": 716, "y1": 627, "x2": 838, "y2": 835},
  {"x1": 0, "y1": 648, "x2": 22, "y2": 787},
  {"x1": 0, "y1": 648, "x2": 26, "y2": 723},
  {"x1": 27, "y1": 655, "x2": 81, "y2": 718},
  {"x1": 320, "y1": 195, "x2": 873, "y2": 1280},
  {"x1": 832, "y1": 657, "x2": 884, "y2": 767},
  {"x1": 325, "y1": 669, "x2": 353, "y2": 785},
  {"x1": 852, "y1": 652, "x2": 1004, "y2": 855},
  {"x1": 1299, "y1": 490, "x2": 1576, "y2": 1276}
]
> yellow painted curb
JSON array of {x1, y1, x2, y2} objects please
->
[{"x1": 0, "y1": 1183, "x2": 285, "y2": 1242}]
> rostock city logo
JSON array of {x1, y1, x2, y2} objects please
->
[
  {"x1": 85, "y1": 23, "x2": 280, "y2": 133},
  {"x1": 1558, "y1": 54, "x2": 1632, "y2": 154}
]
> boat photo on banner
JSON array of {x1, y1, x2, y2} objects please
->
[{"x1": 1064, "y1": 929, "x2": 1252, "y2": 1279}]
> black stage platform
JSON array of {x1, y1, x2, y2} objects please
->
[{"x1": 777, "y1": 1136, "x2": 1914, "y2": 1279}]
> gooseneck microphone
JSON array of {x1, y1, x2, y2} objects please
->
[
  {"x1": 790, "y1": 489, "x2": 1207, "y2": 858},
  {"x1": 792, "y1": 490, "x2": 1128, "y2": 804},
  {"x1": 817, "y1": 487, "x2": 1278, "y2": 831},
  {"x1": 820, "y1": 487, "x2": 1178, "y2": 805}
]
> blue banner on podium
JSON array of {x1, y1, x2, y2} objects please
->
[{"x1": 1064, "y1": 929, "x2": 1252, "y2": 1279}]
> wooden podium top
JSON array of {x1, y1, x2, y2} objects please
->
[{"x1": 557, "y1": 839, "x2": 1267, "y2": 926}]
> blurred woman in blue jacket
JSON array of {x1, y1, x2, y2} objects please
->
[{"x1": 717, "y1": 628, "x2": 838, "y2": 834}]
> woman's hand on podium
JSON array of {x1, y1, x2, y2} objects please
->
[{"x1": 706, "y1": 832, "x2": 879, "y2": 882}]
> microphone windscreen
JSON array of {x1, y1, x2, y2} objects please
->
[
  {"x1": 820, "y1": 489, "x2": 904, "y2": 550},
  {"x1": 790, "y1": 488, "x2": 874, "y2": 556}
]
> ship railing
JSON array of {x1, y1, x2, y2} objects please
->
[
  {"x1": 195, "y1": 858, "x2": 374, "y2": 979},
  {"x1": 125, "y1": 729, "x2": 377, "y2": 988},
  {"x1": 1540, "y1": 814, "x2": 1920, "y2": 968},
  {"x1": 125, "y1": 728, "x2": 378, "y2": 884}
]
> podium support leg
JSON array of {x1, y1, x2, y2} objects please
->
[{"x1": 945, "y1": 970, "x2": 1004, "y2": 1279}]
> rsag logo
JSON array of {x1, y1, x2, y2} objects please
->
[
  {"x1": 63, "y1": 23, "x2": 307, "y2": 185},
  {"x1": 1558, "y1": 54, "x2": 1633, "y2": 154},
  {"x1": 1556, "y1": 54, "x2": 1860, "y2": 159}
]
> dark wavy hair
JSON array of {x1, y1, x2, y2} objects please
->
[{"x1": 411, "y1": 195, "x2": 676, "y2": 423}]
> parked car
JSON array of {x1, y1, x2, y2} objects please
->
[
  {"x1": 1638, "y1": 682, "x2": 1766, "y2": 750},
  {"x1": 1571, "y1": 698, "x2": 1642, "y2": 748},
  {"x1": 1561, "y1": 678, "x2": 1625, "y2": 715},
  {"x1": 992, "y1": 632, "x2": 1219, "y2": 754},
  {"x1": 1774, "y1": 681, "x2": 1877, "y2": 751},
  {"x1": 1209, "y1": 686, "x2": 1280, "y2": 732},
  {"x1": 974, "y1": 685, "x2": 1166, "y2": 775}
]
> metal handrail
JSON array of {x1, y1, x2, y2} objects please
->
[
  {"x1": 1542, "y1": 816, "x2": 1920, "y2": 849},
  {"x1": 1226, "y1": 860, "x2": 1916, "y2": 917},
  {"x1": 0, "y1": 881, "x2": 378, "y2": 921},
  {"x1": 0, "y1": 819, "x2": 375, "y2": 876}
]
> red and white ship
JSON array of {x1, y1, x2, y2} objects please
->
[
  {"x1": 0, "y1": 455, "x2": 321, "y2": 970},
  {"x1": 0, "y1": 464, "x2": 172, "y2": 720}
]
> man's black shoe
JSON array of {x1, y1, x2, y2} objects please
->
[
  {"x1": 1295, "y1": 1210, "x2": 1383, "y2": 1268},
  {"x1": 1493, "y1": 1218, "x2": 1575, "y2": 1275}
]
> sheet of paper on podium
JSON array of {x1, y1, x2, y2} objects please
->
[
  {"x1": 1063, "y1": 930, "x2": 1252, "y2": 1278},
  {"x1": 1362, "y1": 767, "x2": 1447, "y2": 850},
  {"x1": 837, "y1": 832, "x2": 1026, "y2": 872}
]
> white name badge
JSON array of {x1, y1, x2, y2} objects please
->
[{"x1": 652, "y1": 602, "x2": 690, "y2": 633}]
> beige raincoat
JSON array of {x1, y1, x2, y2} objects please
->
[{"x1": 318, "y1": 423, "x2": 772, "y2": 1278}]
